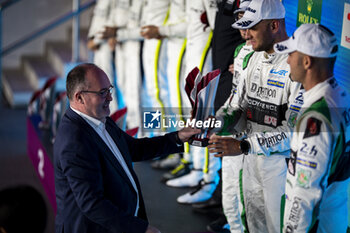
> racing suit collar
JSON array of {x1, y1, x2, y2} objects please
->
[
  {"x1": 303, "y1": 76, "x2": 335, "y2": 104},
  {"x1": 262, "y1": 51, "x2": 278, "y2": 63}
]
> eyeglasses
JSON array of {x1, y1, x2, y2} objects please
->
[{"x1": 80, "y1": 85, "x2": 114, "y2": 98}]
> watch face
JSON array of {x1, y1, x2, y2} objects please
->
[{"x1": 240, "y1": 140, "x2": 248, "y2": 155}]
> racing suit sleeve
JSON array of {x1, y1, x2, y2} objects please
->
[
  {"x1": 283, "y1": 112, "x2": 333, "y2": 232},
  {"x1": 116, "y1": 1, "x2": 144, "y2": 42},
  {"x1": 116, "y1": 27, "x2": 144, "y2": 42},
  {"x1": 88, "y1": 0, "x2": 110, "y2": 39},
  {"x1": 203, "y1": 0, "x2": 218, "y2": 30},
  {"x1": 106, "y1": 0, "x2": 117, "y2": 27},
  {"x1": 158, "y1": 19, "x2": 187, "y2": 38},
  {"x1": 246, "y1": 80, "x2": 303, "y2": 156},
  {"x1": 158, "y1": 22, "x2": 187, "y2": 38},
  {"x1": 215, "y1": 66, "x2": 248, "y2": 135}
]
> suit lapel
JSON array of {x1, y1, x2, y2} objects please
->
[
  {"x1": 105, "y1": 119, "x2": 135, "y2": 172},
  {"x1": 105, "y1": 118, "x2": 142, "y2": 192},
  {"x1": 105, "y1": 117, "x2": 148, "y2": 220}
]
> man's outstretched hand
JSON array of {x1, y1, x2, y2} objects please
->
[
  {"x1": 177, "y1": 127, "x2": 202, "y2": 143},
  {"x1": 207, "y1": 134, "x2": 242, "y2": 157}
]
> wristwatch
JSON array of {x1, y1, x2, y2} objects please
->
[{"x1": 239, "y1": 139, "x2": 250, "y2": 155}]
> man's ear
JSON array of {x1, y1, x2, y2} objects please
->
[
  {"x1": 74, "y1": 91, "x2": 84, "y2": 104},
  {"x1": 303, "y1": 55, "x2": 312, "y2": 70},
  {"x1": 270, "y1": 20, "x2": 279, "y2": 33}
]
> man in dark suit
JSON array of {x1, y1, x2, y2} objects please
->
[{"x1": 54, "y1": 63, "x2": 200, "y2": 233}]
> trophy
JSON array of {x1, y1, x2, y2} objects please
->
[{"x1": 185, "y1": 67, "x2": 221, "y2": 147}]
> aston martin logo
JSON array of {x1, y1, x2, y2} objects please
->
[
  {"x1": 236, "y1": 20, "x2": 253, "y2": 27},
  {"x1": 275, "y1": 44, "x2": 288, "y2": 52}
]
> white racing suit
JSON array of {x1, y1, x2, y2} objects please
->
[
  {"x1": 216, "y1": 42, "x2": 253, "y2": 233},
  {"x1": 88, "y1": 0, "x2": 117, "y2": 113},
  {"x1": 142, "y1": 0, "x2": 170, "y2": 112},
  {"x1": 217, "y1": 51, "x2": 303, "y2": 233},
  {"x1": 114, "y1": 0, "x2": 144, "y2": 131},
  {"x1": 283, "y1": 77, "x2": 350, "y2": 233},
  {"x1": 108, "y1": 0, "x2": 169, "y2": 132},
  {"x1": 157, "y1": 0, "x2": 187, "y2": 125},
  {"x1": 108, "y1": 0, "x2": 131, "y2": 102},
  {"x1": 185, "y1": 0, "x2": 220, "y2": 185}
]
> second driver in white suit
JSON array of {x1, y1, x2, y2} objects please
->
[{"x1": 166, "y1": 0, "x2": 222, "y2": 205}]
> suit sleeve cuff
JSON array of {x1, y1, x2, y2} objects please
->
[{"x1": 174, "y1": 131, "x2": 184, "y2": 146}]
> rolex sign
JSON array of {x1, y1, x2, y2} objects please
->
[{"x1": 297, "y1": 0, "x2": 323, "y2": 26}]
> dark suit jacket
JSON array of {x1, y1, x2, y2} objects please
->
[{"x1": 54, "y1": 108, "x2": 183, "y2": 233}]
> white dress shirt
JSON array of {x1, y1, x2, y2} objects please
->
[{"x1": 71, "y1": 107, "x2": 139, "y2": 216}]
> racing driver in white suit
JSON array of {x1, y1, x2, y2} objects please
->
[
  {"x1": 208, "y1": 0, "x2": 303, "y2": 232},
  {"x1": 87, "y1": 0, "x2": 117, "y2": 113},
  {"x1": 215, "y1": 0, "x2": 253, "y2": 231},
  {"x1": 274, "y1": 23, "x2": 350, "y2": 233},
  {"x1": 141, "y1": 0, "x2": 187, "y2": 129}
]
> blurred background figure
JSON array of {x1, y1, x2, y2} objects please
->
[
  {"x1": 87, "y1": 0, "x2": 118, "y2": 113},
  {"x1": 140, "y1": 0, "x2": 170, "y2": 113},
  {"x1": 141, "y1": 0, "x2": 187, "y2": 129},
  {"x1": 107, "y1": 0, "x2": 144, "y2": 134},
  {"x1": 0, "y1": 185, "x2": 47, "y2": 233},
  {"x1": 141, "y1": 0, "x2": 187, "y2": 183},
  {"x1": 105, "y1": 0, "x2": 131, "y2": 110},
  {"x1": 165, "y1": 0, "x2": 221, "y2": 208}
]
